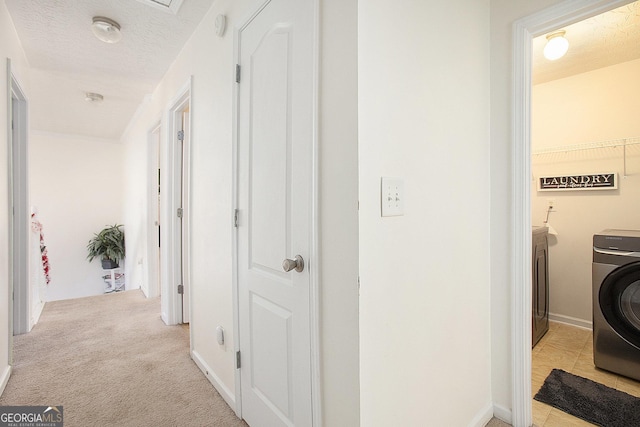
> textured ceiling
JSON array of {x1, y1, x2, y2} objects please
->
[
  {"x1": 6, "y1": 1, "x2": 639, "y2": 138},
  {"x1": 5, "y1": 0, "x2": 214, "y2": 140},
  {"x1": 533, "y1": 1, "x2": 640, "y2": 85}
]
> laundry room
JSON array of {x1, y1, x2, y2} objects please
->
[
  {"x1": 529, "y1": 2, "x2": 640, "y2": 425},
  {"x1": 531, "y1": 1, "x2": 640, "y2": 333}
]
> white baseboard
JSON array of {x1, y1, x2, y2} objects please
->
[
  {"x1": 469, "y1": 402, "x2": 494, "y2": 427},
  {"x1": 191, "y1": 349, "x2": 237, "y2": 412},
  {"x1": 31, "y1": 300, "x2": 45, "y2": 329},
  {"x1": 0, "y1": 365, "x2": 12, "y2": 397},
  {"x1": 549, "y1": 313, "x2": 592, "y2": 330},
  {"x1": 161, "y1": 312, "x2": 169, "y2": 325},
  {"x1": 492, "y1": 403, "x2": 512, "y2": 425}
]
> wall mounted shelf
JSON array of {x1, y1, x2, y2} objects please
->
[{"x1": 533, "y1": 136, "x2": 640, "y2": 177}]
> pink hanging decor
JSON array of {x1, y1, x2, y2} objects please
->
[{"x1": 31, "y1": 213, "x2": 51, "y2": 285}]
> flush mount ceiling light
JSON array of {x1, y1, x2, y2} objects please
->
[
  {"x1": 92, "y1": 16, "x2": 122, "y2": 44},
  {"x1": 543, "y1": 30, "x2": 569, "y2": 61},
  {"x1": 85, "y1": 92, "x2": 104, "y2": 102}
]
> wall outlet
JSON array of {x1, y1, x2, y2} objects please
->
[{"x1": 547, "y1": 199, "x2": 555, "y2": 209}]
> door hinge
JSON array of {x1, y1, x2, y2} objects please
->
[
  {"x1": 233, "y1": 209, "x2": 239, "y2": 228},
  {"x1": 178, "y1": 284, "x2": 184, "y2": 294},
  {"x1": 235, "y1": 64, "x2": 241, "y2": 83},
  {"x1": 177, "y1": 208, "x2": 183, "y2": 218},
  {"x1": 177, "y1": 130, "x2": 184, "y2": 141},
  {"x1": 236, "y1": 351, "x2": 241, "y2": 369}
]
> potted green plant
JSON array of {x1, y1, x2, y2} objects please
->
[{"x1": 87, "y1": 224, "x2": 125, "y2": 269}]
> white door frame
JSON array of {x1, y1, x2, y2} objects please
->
[
  {"x1": 510, "y1": 1, "x2": 632, "y2": 425},
  {"x1": 145, "y1": 120, "x2": 162, "y2": 299},
  {"x1": 7, "y1": 59, "x2": 30, "y2": 337},
  {"x1": 231, "y1": 0, "x2": 321, "y2": 422},
  {"x1": 161, "y1": 78, "x2": 192, "y2": 326}
]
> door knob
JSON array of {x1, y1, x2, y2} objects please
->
[{"x1": 282, "y1": 255, "x2": 304, "y2": 273}]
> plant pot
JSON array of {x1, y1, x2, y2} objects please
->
[{"x1": 101, "y1": 259, "x2": 119, "y2": 269}]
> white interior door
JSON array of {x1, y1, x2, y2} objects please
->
[
  {"x1": 9, "y1": 64, "x2": 30, "y2": 337},
  {"x1": 237, "y1": 0, "x2": 314, "y2": 425},
  {"x1": 162, "y1": 83, "x2": 190, "y2": 326},
  {"x1": 175, "y1": 116, "x2": 185, "y2": 323},
  {"x1": 181, "y1": 110, "x2": 190, "y2": 324}
]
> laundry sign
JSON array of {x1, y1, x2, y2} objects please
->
[{"x1": 538, "y1": 173, "x2": 617, "y2": 192}]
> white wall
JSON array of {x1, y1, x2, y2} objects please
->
[
  {"x1": 29, "y1": 132, "x2": 124, "y2": 301},
  {"x1": 359, "y1": 1, "x2": 492, "y2": 425},
  {"x1": 0, "y1": 0, "x2": 31, "y2": 394},
  {"x1": 531, "y1": 59, "x2": 640, "y2": 325},
  {"x1": 121, "y1": 0, "x2": 360, "y2": 422},
  {"x1": 319, "y1": 0, "x2": 361, "y2": 424}
]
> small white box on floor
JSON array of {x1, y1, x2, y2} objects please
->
[{"x1": 103, "y1": 268, "x2": 125, "y2": 293}]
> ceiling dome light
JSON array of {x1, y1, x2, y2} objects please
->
[
  {"x1": 92, "y1": 17, "x2": 122, "y2": 44},
  {"x1": 543, "y1": 30, "x2": 569, "y2": 61},
  {"x1": 85, "y1": 92, "x2": 104, "y2": 102}
]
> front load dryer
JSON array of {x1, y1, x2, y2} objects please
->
[{"x1": 593, "y1": 229, "x2": 640, "y2": 381}]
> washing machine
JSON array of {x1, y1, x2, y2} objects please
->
[{"x1": 593, "y1": 229, "x2": 640, "y2": 381}]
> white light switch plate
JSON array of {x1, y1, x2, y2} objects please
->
[{"x1": 381, "y1": 177, "x2": 404, "y2": 217}]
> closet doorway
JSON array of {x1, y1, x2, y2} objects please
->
[{"x1": 146, "y1": 122, "x2": 161, "y2": 299}]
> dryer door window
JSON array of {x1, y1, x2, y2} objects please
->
[
  {"x1": 621, "y1": 283, "x2": 640, "y2": 330},
  {"x1": 600, "y1": 261, "x2": 640, "y2": 349}
]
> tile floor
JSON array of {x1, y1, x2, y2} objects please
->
[{"x1": 532, "y1": 321, "x2": 640, "y2": 426}]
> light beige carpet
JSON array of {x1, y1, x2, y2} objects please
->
[{"x1": 0, "y1": 290, "x2": 246, "y2": 427}]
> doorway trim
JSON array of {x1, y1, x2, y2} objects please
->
[
  {"x1": 510, "y1": 0, "x2": 633, "y2": 425},
  {"x1": 7, "y1": 59, "x2": 30, "y2": 338},
  {"x1": 145, "y1": 119, "x2": 162, "y2": 299},
  {"x1": 161, "y1": 78, "x2": 192, "y2": 326},
  {"x1": 231, "y1": 0, "x2": 321, "y2": 422}
]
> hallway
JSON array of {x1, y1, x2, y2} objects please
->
[{"x1": 0, "y1": 291, "x2": 244, "y2": 427}]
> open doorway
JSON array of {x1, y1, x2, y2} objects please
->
[
  {"x1": 8, "y1": 60, "x2": 34, "y2": 338},
  {"x1": 511, "y1": 0, "x2": 638, "y2": 426},
  {"x1": 161, "y1": 80, "x2": 191, "y2": 326},
  {"x1": 529, "y1": 3, "x2": 640, "y2": 425}
]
